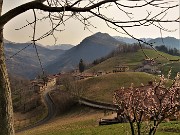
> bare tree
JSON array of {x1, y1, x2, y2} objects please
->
[
  {"x1": 0, "y1": 0, "x2": 179, "y2": 134},
  {"x1": 61, "y1": 75, "x2": 85, "y2": 98},
  {"x1": 113, "y1": 73, "x2": 180, "y2": 135}
]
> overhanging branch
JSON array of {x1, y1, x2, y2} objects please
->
[{"x1": 0, "y1": 0, "x2": 118, "y2": 26}]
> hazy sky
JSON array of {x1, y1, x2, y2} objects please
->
[{"x1": 2, "y1": 0, "x2": 180, "y2": 46}]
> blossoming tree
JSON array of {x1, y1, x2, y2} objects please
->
[
  {"x1": 114, "y1": 73, "x2": 180, "y2": 135},
  {"x1": 0, "y1": 0, "x2": 179, "y2": 134}
]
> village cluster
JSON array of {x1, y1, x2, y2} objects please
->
[{"x1": 31, "y1": 58, "x2": 161, "y2": 94}]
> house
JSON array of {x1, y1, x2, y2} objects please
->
[
  {"x1": 30, "y1": 79, "x2": 46, "y2": 93},
  {"x1": 143, "y1": 58, "x2": 155, "y2": 65},
  {"x1": 33, "y1": 83, "x2": 45, "y2": 93},
  {"x1": 135, "y1": 59, "x2": 161, "y2": 74},
  {"x1": 73, "y1": 73, "x2": 95, "y2": 80},
  {"x1": 47, "y1": 75, "x2": 57, "y2": 87},
  {"x1": 140, "y1": 64, "x2": 157, "y2": 73},
  {"x1": 97, "y1": 70, "x2": 106, "y2": 76},
  {"x1": 113, "y1": 65, "x2": 129, "y2": 73},
  {"x1": 80, "y1": 73, "x2": 94, "y2": 79}
]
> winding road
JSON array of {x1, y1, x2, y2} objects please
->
[
  {"x1": 16, "y1": 87, "x2": 57, "y2": 133},
  {"x1": 16, "y1": 87, "x2": 118, "y2": 133}
]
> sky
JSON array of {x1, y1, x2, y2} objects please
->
[{"x1": 2, "y1": 0, "x2": 180, "y2": 46}]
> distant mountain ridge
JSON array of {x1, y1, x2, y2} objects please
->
[
  {"x1": 4, "y1": 34, "x2": 179, "y2": 78},
  {"x1": 114, "y1": 36, "x2": 180, "y2": 50},
  {"x1": 45, "y1": 44, "x2": 74, "y2": 50},
  {"x1": 4, "y1": 42, "x2": 65, "y2": 78},
  {"x1": 114, "y1": 36, "x2": 152, "y2": 44},
  {"x1": 148, "y1": 37, "x2": 180, "y2": 49},
  {"x1": 45, "y1": 32, "x2": 123, "y2": 74}
]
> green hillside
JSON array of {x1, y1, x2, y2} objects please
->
[
  {"x1": 80, "y1": 72, "x2": 157, "y2": 103},
  {"x1": 159, "y1": 62, "x2": 180, "y2": 78},
  {"x1": 17, "y1": 49, "x2": 179, "y2": 135},
  {"x1": 17, "y1": 105, "x2": 180, "y2": 135},
  {"x1": 80, "y1": 49, "x2": 179, "y2": 103},
  {"x1": 87, "y1": 49, "x2": 180, "y2": 78}
]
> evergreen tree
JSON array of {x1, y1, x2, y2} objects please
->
[{"x1": 79, "y1": 59, "x2": 85, "y2": 73}]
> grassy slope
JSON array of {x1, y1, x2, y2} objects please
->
[
  {"x1": 159, "y1": 62, "x2": 180, "y2": 78},
  {"x1": 81, "y1": 49, "x2": 179, "y2": 103},
  {"x1": 86, "y1": 49, "x2": 180, "y2": 78},
  {"x1": 17, "y1": 49, "x2": 180, "y2": 135},
  {"x1": 17, "y1": 105, "x2": 180, "y2": 135},
  {"x1": 80, "y1": 72, "x2": 157, "y2": 103}
]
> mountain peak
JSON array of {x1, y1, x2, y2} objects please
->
[
  {"x1": 79, "y1": 32, "x2": 119, "y2": 46},
  {"x1": 93, "y1": 32, "x2": 110, "y2": 37},
  {"x1": 89, "y1": 32, "x2": 112, "y2": 39},
  {"x1": 45, "y1": 32, "x2": 123, "y2": 74}
]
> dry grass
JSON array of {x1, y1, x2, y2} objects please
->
[
  {"x1": 17, "y1": 105, "x2": 105, "y2": 135},
  {"x1": 14, "y1": 105, "x2": 48, "y2": 130},
  {"x1": 49, "y1": 90, "x2": 75, "y2": 116},
  {"x1": 16, "y1": 105, "x2": 180, "y2": 135}
]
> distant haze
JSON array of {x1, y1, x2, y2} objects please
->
[
  {"x1": 45, "y1": 44, "x2": 74, "y2": 50},
  {"x1": 4, "y1": 32, "x2": 180, "y2": 78}
]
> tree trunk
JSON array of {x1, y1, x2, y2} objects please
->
[
  {"x1": 129, "y1": 121, "x2": 135, "y2": 135},
  {"x1": 137, "y1": 122, "x2": 141, "y2": 135},
  {"x1": 0, "y1": 1, "x2": 15, "y2": 134},
  {"x1": 0, "y1": 27, "x2": 15, "y2": 135}
]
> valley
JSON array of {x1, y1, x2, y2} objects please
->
[
  {"x1": 5, "y1": 33, "x2": 180, "y2": 135},
  {"x1": 1, "y1": 1, "x2": 179, "y2": 135}
]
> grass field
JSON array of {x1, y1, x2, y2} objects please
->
[
  {"x1": 17, "y1": 49, "x2": 180, "y2": 135},
  {"x1": 17, "y1": 105, "x2": 180, "y2": 135},
  {"x1": 159, "y1": 62, "x2": 180, "y2": 78},
  {"x1": 86, "y1": 49, "x2": 180, "y2": 78},
  {"x1": 79, "y1": 72, "x2": 159, "y2": 103}
]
